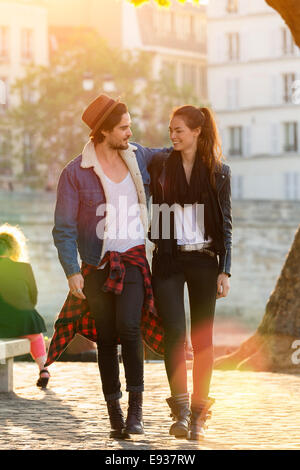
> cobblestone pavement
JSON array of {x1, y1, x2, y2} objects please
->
[{"x1": 1, "y1": 362, "x2": 300, "y2": 450}]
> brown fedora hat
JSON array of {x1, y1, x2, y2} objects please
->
[{"x1": 82, "y1": 94, "x2": 120, "y2": 137}]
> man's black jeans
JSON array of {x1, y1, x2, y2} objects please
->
[
  {"x1": 152, "y1": 251, "x2": 218, "y2": 401},
  {"x1": 83, "y1": 262, "x2": 145, "y2": 401}
]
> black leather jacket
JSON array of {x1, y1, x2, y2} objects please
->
[{"x1": 148, "y1": 153, "x2": 232, "y2": 276}]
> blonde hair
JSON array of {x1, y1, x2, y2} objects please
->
[{"x1": 0, "y1": 224, "x2": 29, "y2": 262}]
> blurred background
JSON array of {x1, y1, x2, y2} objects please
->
[{"x1": 0, "y1": 0, "x2": 300, "y2": 351}]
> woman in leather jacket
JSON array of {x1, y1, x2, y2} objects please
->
[{"x1": 148, "y1": 105, "x2": 232, "y2": 441}]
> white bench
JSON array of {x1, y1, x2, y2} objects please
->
[{"x1": 0, "y1": 338, "x2": 30, "y2": 392}]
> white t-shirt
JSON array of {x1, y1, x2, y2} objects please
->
[
  {"x1": 101, "y1": 171, "x2": 145, "y2": 257},
  {"x1": 174, "y1": 203, "x2": 213, "y2": 246}
]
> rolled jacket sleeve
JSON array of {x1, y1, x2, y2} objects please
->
[
  {"x1": 132, "y1": 142, "x2": 172, "y2": 168},
  {"x1": 52, "y1": 167, "x2": 81, "y2": 278}
]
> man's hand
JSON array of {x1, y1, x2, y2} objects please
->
[
  {"x1": 68, "y1": 273, "x2": 86, "y2": 299},
  {"x1": 216, "y1": 273, "x2": 230, "y2": 299}
]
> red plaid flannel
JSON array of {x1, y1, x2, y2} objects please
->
[{"x1": 45, "y1": 245, "x2": 164, "y2": 367}]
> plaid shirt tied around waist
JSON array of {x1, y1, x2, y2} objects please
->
[{"x1": 45, "y1": 245, "x2": 164, "y2": 367}]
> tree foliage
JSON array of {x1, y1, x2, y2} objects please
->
[{"x1": 2, "y1": 29, "x2": 199, "y2": 187}]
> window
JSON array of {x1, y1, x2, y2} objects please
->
[
  {"x1": 0, "y1": 26, "x2": 9, "y2": 61},
  {"x1": 181, "y1": 63, "x2": 197, "y2": 91},
  {"x1": 227, "y1": 78, "x2": 239, "y2": 109},
  {"x1": 190, "y1": 16, "x2": 194, "y2": 37},
  {"x1": 170, "y1": 12, "x2": 175, "y2": 34},
  {"x1": 283, "y1": 122, "x2": 298, "y2": 152},
  {"x1": 194, "y1": 17, "x2": 206, "y2": 46},
  {"x1": 153, "y1": 10, "x2": 172, "y2": 36},
  {"x1": 164, "y1": 12, "x2": 172, "y2": 34},
  {"x1": 231, "y1": 175, "x2": 244, "y2": 199},
  {"x1": 0, "y1": 78, "x2": 8, "y2": 111},
  {"x1": 0, "y1": 130, "x2": 10, "y2": 155},
  {"x1": 229, "y1": 126, "x2": 243, "y2": 156},
  {"x1": 284, "y1": 173, "x2": 300, "y2": 200},
  {"x1": 227, "y1": 0, "x2": 238, "y2": 14},
  {"x1": 283, "y1": 73, "x2": 296, "y2": 103},
  {"x1": 227, "y1": 32, "x2": 240, "y2": 61},
  {"x1": 21, "y1": 29, "x2": 34, "y2": 61},
  {"x1": 23, "y1": 133, "x2": 35, "y2": 174},
  {"x1": 161, "y1": 61, "x2": 177, "y2": 85},
  {"x1": 0, "y1": 130, "x2": 12, "y2": 175},
  {"x1": 199, "y1": 66, "x2": 207, "y2": 99},
  {"x1": 282, "y1": 28, "x2": 296, "y2": 55},
  {"x1": 175, "y1": 14, "x2": 191, "y2": 41},
  {"x1": 22, "y1": 83, "x2": 35, "y2": 103}
]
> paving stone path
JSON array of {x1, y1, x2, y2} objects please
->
[{"x1": 1, "y1": 362, "x2": 299, "y2": 450}]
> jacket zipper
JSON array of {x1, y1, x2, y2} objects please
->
[
  {"x1": 215, "y1": 174, "x2": 228, "y2": 265},
  {"x1": 158, "y1": 162, "x2": 165, "y2": 200}
]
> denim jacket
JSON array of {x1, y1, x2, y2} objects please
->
[{"x1": 52, "y1": 141, "x2": 169, "y2": 278}]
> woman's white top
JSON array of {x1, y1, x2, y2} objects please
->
[{"x1": 174, "y1": 203, "x2": 213, "y2": 246}]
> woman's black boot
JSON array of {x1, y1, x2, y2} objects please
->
[
  {"x1": 166, "y1": 396, "x2": 191, "y2": 438},
  {"x1": 125, "y1": 391, "x2": 144, "y2": 434},
  {"x1": 188, "y1": 397, "x2": 215, "y2": 441},
  {"x1": 106, "y1": 399, "x2": 128, "y2": 439}
]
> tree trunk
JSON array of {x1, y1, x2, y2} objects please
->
[
  {"x1": 215, "y1": 1, "x2": 300, "y2": 371},
  {"x1": 266, "y1": 0, "x2": 300, "y2": 47},
  {"x1": 214, "y1": 225, "x2": 300, "y2": 372}
]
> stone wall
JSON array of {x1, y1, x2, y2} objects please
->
[
  {"x1": 1, "y1": 191, "x2": 299, "y2": 335},
  {"x1": 224, "y1": 200, "x2": 300, "y2": 327}
]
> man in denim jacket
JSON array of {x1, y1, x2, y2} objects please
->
[{"x1": 52, "y1": 94, "x2": 168, "y2": 438}]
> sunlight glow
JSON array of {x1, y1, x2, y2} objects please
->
[
  {"x1": 128, "y1": 0, "x2": 210, "y2": 8},
  {"x1": 0, "y1": 224, "x2": 29, "y2": 262}
]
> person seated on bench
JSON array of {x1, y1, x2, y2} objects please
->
[{"x1": 0, "y1": 224, "x2": 50, "y2": 389}]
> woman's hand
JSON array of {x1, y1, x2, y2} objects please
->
[
  {"x1": 216, "y1": 273, "x2": 230, "y2": 299},
  {"x1": 68, "y1": 273, "x2": 86, "y2": 300}
]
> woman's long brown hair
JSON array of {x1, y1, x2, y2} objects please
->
[{"x1": 171, "y1": 105, "x2": 224, "y2": 188}]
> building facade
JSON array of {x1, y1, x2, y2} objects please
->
[
  {"x1": 0, "y1": 0, "x2": 49, "y2": 184},
  {"x1": 207, "y1": 0, "x2": 300, "y2": 200},
  {"x1": 123, "y1": 0, "x2": 207, "y2": 100},
  {"x1": 45, "y1": 0, "x2": 208, "y2": 101}
]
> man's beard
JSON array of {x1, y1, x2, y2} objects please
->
[{"x1": 109, "y1": 141, "x2": 129, "y2": 151}]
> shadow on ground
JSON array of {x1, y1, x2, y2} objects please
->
[{"x1": 0, "y1": 388, "x2": 85, "y2": 445}]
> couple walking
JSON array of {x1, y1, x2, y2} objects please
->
[{"x1": 46, "y1": 94, "x2": 232, "y2": 441}]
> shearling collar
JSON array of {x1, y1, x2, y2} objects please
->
[
  {"x1": 80, "y1": 140, "x2": 138, "y2": 169},
  {"x1": 79, "y1": 140, "x2": 148, "y2": 246}
]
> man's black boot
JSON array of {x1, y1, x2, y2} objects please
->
[
  {"x1": 125, "y1": 391, "x2": 144, "y2": 434},
  {"x1": 166, "y1": 396, "x2": 191, "y2": 438},
  {"x1": 107, "y1": 399, "x2": 129, "y2": 439}
]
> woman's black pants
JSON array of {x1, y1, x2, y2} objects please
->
[
  {"x1": 152, "y1": 251, "x2": 218, "y2": 401},
  {"x1": 83, "y1": 263, "x2": 144, "y2": 401}
]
